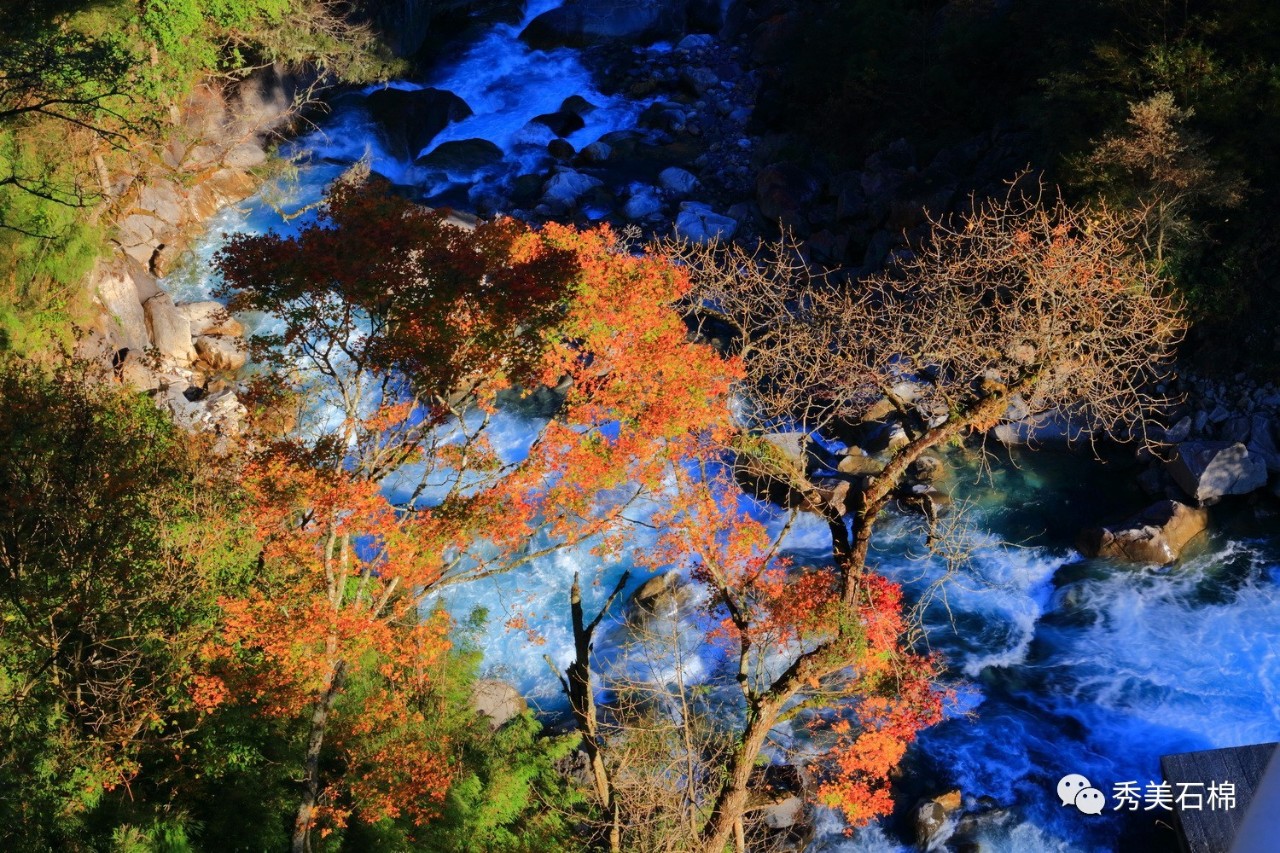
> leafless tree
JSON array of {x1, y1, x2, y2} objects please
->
[{"x1": 641, "y1": 180, "x2": 1186, "y2": 852}]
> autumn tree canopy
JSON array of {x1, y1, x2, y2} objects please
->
[{"x1": 209, "y1": 177, "x2": 743, "y2": 849}]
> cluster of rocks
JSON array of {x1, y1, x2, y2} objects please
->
[
  {"x1": 347, "y1": 16, "x2": 760, "y2": 239},
  {"x1": 80, "y1": 67, "x2": 307, "y2": 443},
  {"x1": 1147, "y1": 373, "x2": 1280, "y2": 497},
  {"x1": 732, "y1": 421, "x2": 949, "y2": 528},
  {"x1": 913, "y1": 788, "x2": 1020, "y2": 853},
  {"x1": 92, "y1": 261, "x2": 250, "y2": 442},
  {"x1": 1068, "y1": 374, "x2": 1280, "y2": 566}
]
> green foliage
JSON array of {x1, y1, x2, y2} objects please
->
[
  {"x1": 140, "y1": 0, "x2": 395, "y2": 102},
  {"x1": 0, "y1": 360, "x2": 246, "y2": 848},
  {"x1": 409, "y1": 712, "x2": 584, "y2": 853},
  {"x1": 316, "y1": 608, "x2": 583, "y2": 851},
  {"x1": 774, "y1": 0, "x2": 1280, "y2": 366},
  {"x1": 0, "y1": 0, "x2": 395, "y2": 358}
]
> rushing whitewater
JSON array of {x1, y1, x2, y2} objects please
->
[{"x1": 160, "y1": 3, "x2": 1280, "y2": 850}]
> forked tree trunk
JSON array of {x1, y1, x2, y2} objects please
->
[
  {"x1": 550, "y1": 571, "x2": 629, "y2": 852},
  {"x1": 698, "y1": 701, "x2": 780, "y2": 853}
]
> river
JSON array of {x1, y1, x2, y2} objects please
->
[{"x1": 161, "y1": 3, "x2": 1280, "y2": 850}]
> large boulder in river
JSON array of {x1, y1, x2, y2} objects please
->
[
  {"x1": 1165, "y1": 441, "x2": 1268, "y2": 503},
  {"x1": 520, "y1": 0, "x2": 686, "y2": 49},
  {"x1": 531, "y1": 110, "x2": 586, "y2": 138},
  {"x1": 675, "y1": 202, "x2": 737, "y2": 242},
  {"x1": 416, "y1": 138, "x2": 504, "y2": 173},
  {"x1": 366, "y1": 87, "x2": 472, "y2": 160},
  {"x1": 1077, "y1": 500, "x2": 1209, "y2": 565},
  {"x1": 629, "y1": 571, "x2": 693, "y2": 621},
  {"x1": 540, "y1": 168, "x2": 603, "y2": 210},
  {"x1": 623, "y1": 185, "x2": 662, "y2": 220},
  {"x1": 659, "y1": 166, "x2": 699, "y2": 195}
]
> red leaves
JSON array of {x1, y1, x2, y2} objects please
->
[
  {"x1": 214, "y1": 177, "x2": 578, "y2": 406},
  {"x1": 814, "y1": 638, "x2": 945, "y2": 828}
]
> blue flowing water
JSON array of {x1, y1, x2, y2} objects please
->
[{"x1": 160, "y1": 5, "x2": 1280, "y2": 849}]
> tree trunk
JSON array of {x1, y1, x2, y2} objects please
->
[
  {"x1": 291, "y1": 646, "x2": 345, "y2": 853},
  {"x1": 567, "y1": 574, "x2": 611, "y2": 808},
  {"x1": 552, "y1": 571, "x2": 628, "y2": 851},
  {"x1": 698, "y1": 702, "x2": 779, "y2": 853}
]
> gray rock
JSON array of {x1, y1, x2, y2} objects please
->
[
  {"x1": 365, "y1": 87, "x2": 473, "y2": 160},
  {"x1": 578, "y1": 140, "x2": 612, "y2": 163},
  {"x1": 178, "y1": 301, "x2": 243, "y2": 337},
  {"x1": 223, "y1": 142, "x2": 266, "y2": 169},
  {"x1": 1247, "y1": 415, "x2": 1280, "y2": 472},
  {"x1": 914, "y1": 800, "x2": 947, "y2": 848},
  {"x1": 1223, "y1": 416, "x2": 1252, "y2": 444},
  {"x1": 628, "y1": 571, "x2": 694, "y2": 625},
  {"x1": 143, "y1": 292, "x2": 197, "y2": 364},
  {"x1": 760, "y1": 795, "x2": 805, "y2": 829},
  {"x1": 94, "y1": 263, "x2": 150, "y2": 352},
  {"x1": 531, "y1": 110, "x2": 586, "y2": 138},
  {"x1": 907, "y1": 455, "x2": 945, "y2": 484},
  {"x1": 159, "y1": 384, "x2": 204, "y2": 430},
  {"x1": 885, "y1": 420, "x2": 910, "y2": 451},
  {"x1": 541, "y1": 169, "x2": 603, "y2": 208},
  {"x1": 194, "y1": 335, "x2": 247, "y2": 372},
  {"x1": 623, "y1": 185, "x2": 662, "y2": 220},
  {"x1": 559, "y1": 94, "x2": 597, "y2": 115},
  {"x1": 659, "y1": 166, "x2": 699, "y2": 195},
  {"x1": 547, "y1": 137, "x2": 576, "y2": 161},
  {"x1": 203, "y1": 389, "x2": 247, "y2": 436},
  {"x1": 416, "y1": 138, "x2": 504, "y2": 173},
  {"x1": 117, "y1": 213, "x2": 158, "y2": 250},
  {"x1": 992, "y1": 409, "x2": 1089, "y2": 447},
  {"x1": 838, "y1": 448, "x2": 882, "y2": 476},
  {"x1": 520, "y1": 0, "x2": 685, "y2": 49},
  {"x1": 1166, "y1": 441, "x2": 1268, "y2": 503},
  {"x1": 674, "y1": 203, "x2": 737, "y2": 242},
  {"x1": 679, "y1": 66, "x2": 719, "y2": 96},
  {"x1": 117, "y1": 350, "x2": 160, "y2": 392},
  {"x1": 675, "y1": 33, "x2": 714, "y2": 51},
  {"x1": 137, "y1": 181, "x2": 185, "y2": 229},
  {"x1": 469, "y1": 679, "x2": 526, "y2": 729},
  {"x1": 1164, "y1": 415, "x2": 1192, "y2": 443}
]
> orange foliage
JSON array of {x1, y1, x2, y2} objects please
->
[
  {"x1": 206, "y1": 192, "x2": 746, "y2": 838},
  {"x1": 646, "y1": 472, "x2": 943, "y2": 830},
  {"x1": 812, "y1": 575, "x2": 945, "y2": 828},
  {"x1": 202, "y1": 456, "x2": 455, "y2": 830}
]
